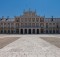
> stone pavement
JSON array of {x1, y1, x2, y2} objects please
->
[{"x1": 0, "y1": 34, "x2": 60, "y2": 57}]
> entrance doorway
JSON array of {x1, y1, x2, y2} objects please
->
[
  {"x1": 37, "y1": 29, "x2": 39, "y2": 34},
  {"x1": 28, "y1": 29, "x2": 31, "y2": 34},
  {"x1": 33, "y1": 29, "x2": 35, "y2": 34},
  {"x1": 21, "y1": 29, "x2": 23, "y2": 34},
  {"x1": 25, "y1": 29, "x2": 27, "y2": 34}
]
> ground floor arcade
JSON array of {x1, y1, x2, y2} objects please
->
[
  {"x1": 0, "y1": 28, "x2": 44, "y2": 34},
  {"x1": 0, "y1": 28, "x2": 60, "y2": 34}
]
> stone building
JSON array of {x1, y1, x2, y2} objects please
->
[{"x1": 0, "y1": 10, "x2": 60, "y2": 34}]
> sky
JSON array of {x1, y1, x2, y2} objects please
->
[{"x1": 0, "y1": 0, "x2": 60, "y2": 18}]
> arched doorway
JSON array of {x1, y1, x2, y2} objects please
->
[
  {"x1": 21, "y1": 29, "x2": 23, "y2": 34},
  {"x1": 28, "y1": 29, "x2": 31, "y2": 34},
  {"x1": 25, "y1": 29, "x2": 27, "y2": 34},
  {"x1": 37, "y1": 29, "x2": 39, "y2": 34},
  {"x1": 33, "y1": 29, "x2": 35, "y2": 34}
]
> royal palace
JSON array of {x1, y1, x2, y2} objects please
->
[{"x1": 0, "y1": 10, "x2": 60, "y2": 34}]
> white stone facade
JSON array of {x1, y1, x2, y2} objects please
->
[{"x1": 0, "y1": 10, "x2": 60, "y2": 34}]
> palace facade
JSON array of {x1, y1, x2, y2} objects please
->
[{"x1": 0, "y1": 10, "x2": 60, "y2": 34}]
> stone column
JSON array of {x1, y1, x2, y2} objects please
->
[
  {"x1": 27, "y1": 29, "x2": 28, "y2": 34},
  {"x1": 10, "y1": 23, "x2": 11, "y2": 34},
  {"x1": 3, "y1": 23, "x2": 4, "y2": 34},
  {"x1": 23, "y1": 29, "x2": 24, "y2": 34}
]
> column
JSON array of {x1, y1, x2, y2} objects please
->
[
  {"x1": 23, "y1": 29, "x2": 24, "y2": 34},
  {"x1": 3, "y1": 23, "x2": 4, "y2": 34},
  {"x1": 10, "y1": 23, "x2": 11, "y2": 34}
]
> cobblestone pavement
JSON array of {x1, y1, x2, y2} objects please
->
[{"x1": 0, "y1": 34, "x2": 60, "y2": 57}]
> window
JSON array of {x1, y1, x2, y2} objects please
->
[
  {"x1": 4, "y1": 23, "x2": 6, "y2": 25},
  {"x1": 21, "y1": 18, "x2": 24, "y2": 22},
  {"x1": 8, "y1": 23, "x2": 10, "y2": 25},
  {"x1": 40, "y1": 18, "x2": 44, "y2": 22},
  {"x1": 28, "y1": 18, "x2": 31, "y2": 22},
  {"x1": 49, "y1": 23, "x2": 52, "y2": 25},
  {"x1": 36, "y1": 18, "x2": 39, "y2": 22},
  {"x1": 32, "y1": 23, "x2": 35, "y2": 27},
  {"x1": 16, "y1": 23, "x2": 19, "y2": 28},
  {"x1": 25, "y1": 23, "x2": 27, "y2": 27},
  {"x1": 46, "y1": 23, "x2": 48, "y2": 28},
  {"x1": 28, "y1": 23, "x2": 31, "y2": 27},
  {"x1": 32, "y1": 18, "x2": 35, "y2": 22},
  {"x1": 53, "y1": 23, "x2": 55, "y2": 25},
  {"x1": 21, "y1": 23, "x2": 24, "y2": 27},
  {"x1": 40, "y1": 23, "x2": 44, "y2": 28},
  {"x1": 46, "y1": 25, "x2": 48, "y2": 28},
  {"x1": 25, "y1": 18, "x2": 27, "y2": 22},
  {"x1": 36, "y1": 23, "x2": 39, "y2": 27}
]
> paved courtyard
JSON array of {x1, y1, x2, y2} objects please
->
[{"x1": 0, "y1": 34, "x2": 60, "y2": 57}]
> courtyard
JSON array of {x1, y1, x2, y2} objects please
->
[{"x1": 0, "y1": 34, "x2": 60, "y2": 57}]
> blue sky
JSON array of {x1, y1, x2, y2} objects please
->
[{"x1": 0, "y1": 0, "x2": 60, "y2": 18}]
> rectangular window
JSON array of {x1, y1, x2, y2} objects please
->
[
  {"x1": 25, "y1": 18, "x2": 27, "y2": 22},
  {"x1": 32, "y1": 18, "x2": 35, "y2": 22},
  {"x1": 36, "y1": 18, "x2": 39, "y2": 22},
  {"x1": 32, "y1": 23, "x2": 35, "y2": 27},
  {"x1": 28, "y1": 18, "x2": 31, "y2": 22},
  {"x1": 36, "y1": 23, "x2": 39, "y2": 27},
  {"x1": 21, "y1": 18, "x2": 24, "y2": 22},
  {"x1": 40, "y1": 18, "x2": 44, "y2": 22}
]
